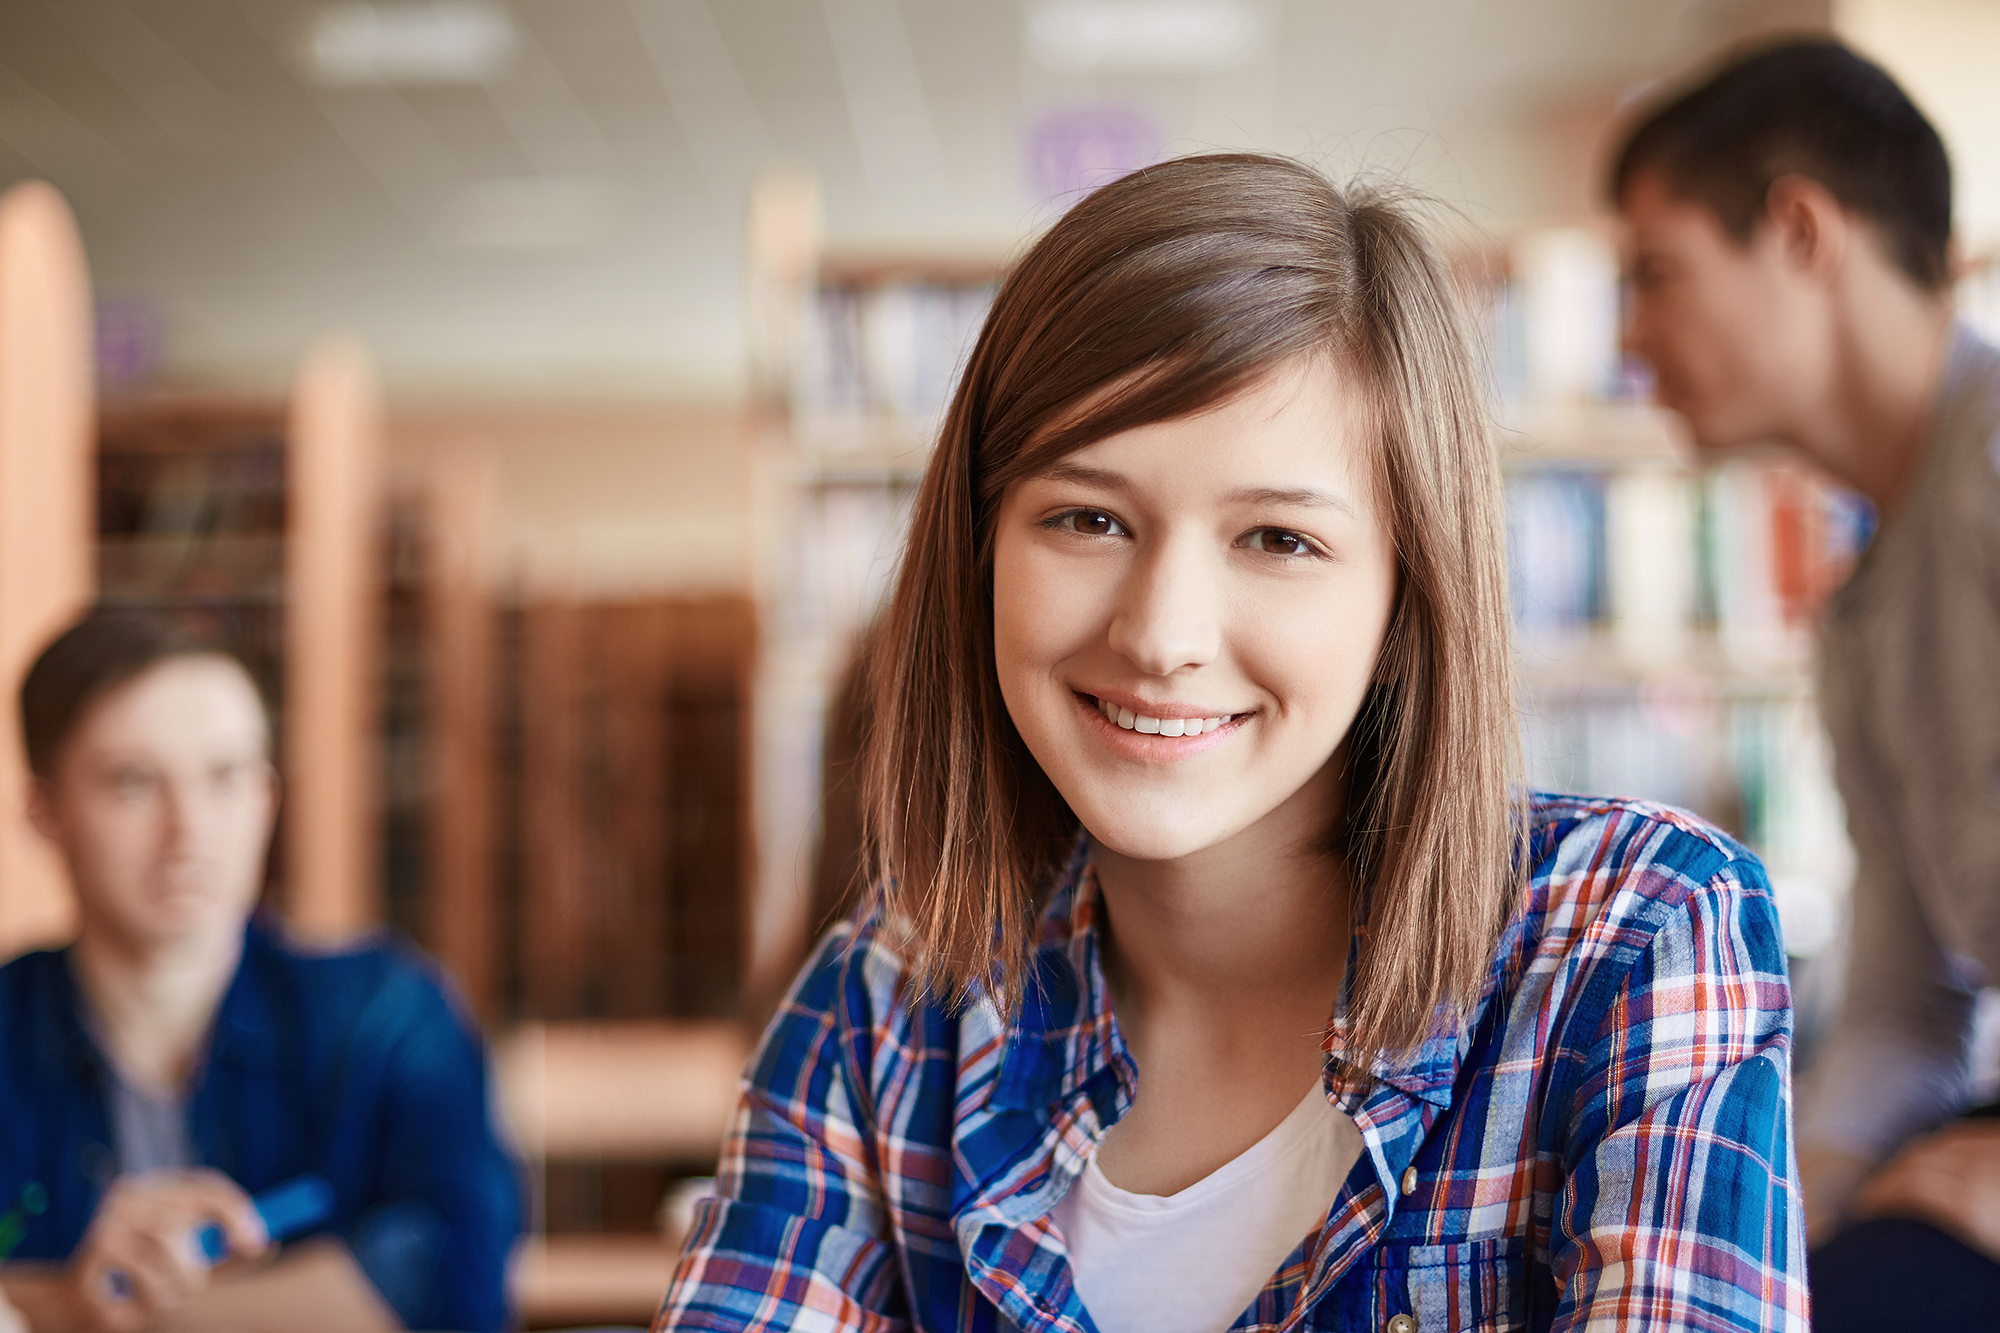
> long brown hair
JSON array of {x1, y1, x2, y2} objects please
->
[{"x1": 861, "y1": 153, "x2": 1522, "y2": 1066}]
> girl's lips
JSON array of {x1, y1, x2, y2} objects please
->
[{"x1": 1072, "y1": 691, "x2": 1248, "y2": 760}]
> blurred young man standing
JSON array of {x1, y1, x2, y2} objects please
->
[{"x1": 1612, "y1": 38, "x2": 2000, "y2": 1331}]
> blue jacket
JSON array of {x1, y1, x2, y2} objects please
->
[{"x1": 0, "y1": 917, "x2": 522, "y2": 1332}]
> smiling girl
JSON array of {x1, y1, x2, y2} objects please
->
[{"x1": 660, "y1": 155, "x2": 1806, "y2": 1332}]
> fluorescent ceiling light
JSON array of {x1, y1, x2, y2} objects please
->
[
  {"x1": 1027, "y1": 0, "x2": 1269, "y2": 73},
  {"x1": 305, "y1": 2, "x2": 518, "y2": 87}
]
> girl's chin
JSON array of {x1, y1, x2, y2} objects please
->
[{"x1": 1074, "y1": 813, "x2": 1245, "y2": 865}]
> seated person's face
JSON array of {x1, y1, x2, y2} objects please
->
[{"x1": 31, "y1": 656, "x2": 276, "y2": 950}]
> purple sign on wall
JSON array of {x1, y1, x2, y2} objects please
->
[
  {"x1": 1026, "y1": 105, "x2": 1163, "y2": 205},
  {"x1": 95, "y1": 299, "x2": 163, "y2": 391}
]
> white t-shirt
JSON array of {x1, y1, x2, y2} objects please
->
[{"x1": 1051, "y1": 1084, "x2": 1363, "y2": 1333}]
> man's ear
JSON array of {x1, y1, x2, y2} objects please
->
[{"x1": 1764, "y1": 174, "x2": 1849, "y2": 282}]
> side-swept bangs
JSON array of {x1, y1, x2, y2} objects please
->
[{"x1": 862, "y1": 152, "x2": 1522, "y2": 1066}]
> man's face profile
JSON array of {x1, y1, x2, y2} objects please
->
[{"x1": 1618, "y1": 168, "x2": 1826, "y2": 454}]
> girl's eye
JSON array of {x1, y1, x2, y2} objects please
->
[
  {"x1": 1242, "y1": 527, "x2": 1322, "y2": 558},
  {"x1": 1048, "y1": 508, "x2": 1127, "y2": 537}
]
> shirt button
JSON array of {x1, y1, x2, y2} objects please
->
[
  {"x1": 1400, "y1": 1167, "x2": 1418, "y2": 1196},
  {"x1": 1387, "y1": 1315, "x2": 1418, "y2": 1333}
]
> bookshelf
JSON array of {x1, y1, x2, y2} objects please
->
[
  {"x1": 746, "y1": 204, "x2": 1004, "y2": 999},
  {"x1": 375, "y1": 403, "x2": 770, "y2": 1316},
  {"x1": 0, "y1": 181, "x2": 95, "y2": 957}
]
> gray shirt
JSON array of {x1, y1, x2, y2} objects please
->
[
  {"x1": 1800, "y1": 323, "x2": 2000, "y2": 1161},
  {"x1": 71, "y1": 963, "x2": 200, "y2": 1175}
]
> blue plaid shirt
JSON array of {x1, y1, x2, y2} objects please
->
[{"x1": 660, "y1": 794, "x2": 1807, "y2": 1331}]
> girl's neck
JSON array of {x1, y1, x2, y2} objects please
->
[
  {"x1": 71, "y1": 919, "x2": 242, "y2": 1093},
  {"x1": 1090, "y1": 761, "x2": 1351, "y2": 1022}
]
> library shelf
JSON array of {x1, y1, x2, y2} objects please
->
[
  {"x1": 1498, "y1": 398, "x2": 1689, "y2": 467},
  {"x1": 1515, "y1": 630, "x2": 1814, "y2": 696},
  {"x1": 743, "y1": 230, "x2": 1006, "y2": 1009}
]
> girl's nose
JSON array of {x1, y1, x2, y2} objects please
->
[{"x1": 1105, "y1": 538, "x2": 1223, "y2": 677}]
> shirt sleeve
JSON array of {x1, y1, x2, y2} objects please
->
[
  {"x1": 1553, "y1": 858, "x2": 1809, "y2": 1332},
  {"x1": 656, "y1": 928, "x2": 910, "y2": 1333},
  {"x1": 1798, "y1": 671, "x2": 1977, "y2": 1162},
  {"x1": 342, "y1": 965, "x2": 524, "y2": 1333}
]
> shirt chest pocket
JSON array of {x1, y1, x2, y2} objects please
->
[{"x1": 1319, "y1": 1236, "x2": 1530, "y2": 1333}]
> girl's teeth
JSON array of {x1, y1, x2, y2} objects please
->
[{"x1": 1095, "y1": 698, "x2": 1234, "y2": 737}]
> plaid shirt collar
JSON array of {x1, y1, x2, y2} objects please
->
[
  {"x1": 986, "y1": 838, "x2": 1472, "y2": 1113},
  {"x1": 965, "y1": 840, "x2": 1481, "y2": 1330}
]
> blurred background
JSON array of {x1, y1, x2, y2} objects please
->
[{"x1": 3, "y1": 0, "x2": 1999, "y2": 1323}]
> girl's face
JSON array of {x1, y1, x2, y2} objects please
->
[{"x1": 993, "y1": 357, "x2": 1399, "y2": 864}]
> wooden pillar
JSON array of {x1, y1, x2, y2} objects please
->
[
  {"x1": 0, "y1": 182, "x2": 94, "y2": 957},
  {"x1": 425, "y1": 445, "x2": 500, "y2": 1017},
  {"x1": 285, "y1": 339, "x2": 384, "y2": 938}
]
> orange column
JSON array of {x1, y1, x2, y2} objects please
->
[
  {"x1": 0, "y1": 182, "x2": 95, "y2": 957},
  {"x1": 424, "y1": 444, "x2": 500, "y2": 1016},
  {"x1": 285, "y1": 339, "x2": 384, "y2": 938}
]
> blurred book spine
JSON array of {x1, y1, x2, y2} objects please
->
[{"x1": 794, "y1": 275, "x2": 996, "y2": 456}]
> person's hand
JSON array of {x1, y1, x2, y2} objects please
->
[
  {"x1": 1853, "y1": 1120, "x2": 2000, "y2": 1261},
  {"x1": 59, "y1": 1170, "x2": 268, "y2": 1332},
  {"x1": 1798, "y1": 1142, "x2": 1875, "y2": 1246}
]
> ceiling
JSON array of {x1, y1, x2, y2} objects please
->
[{"x1": 0, "y1": 0, "x2": 1805, "y2": 400}]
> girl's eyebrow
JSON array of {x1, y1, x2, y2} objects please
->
[
  {"x1": 1229, "y1": 485, "x2": 1359, "y2": 519},
  {"x1": 1035, "y1": 461, "x2": 1126, "y2": 489},
  {"x1": 1033, "y1": 463, "x2": 1359, "y2": 520}
]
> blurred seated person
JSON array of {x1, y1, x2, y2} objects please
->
[{"x1": 0, "y1": 612, "x2": 520, "y2": 1331}]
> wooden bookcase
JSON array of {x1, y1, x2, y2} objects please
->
[{"x1": 746, "y1": 206, "x2": 1008, "y2": 1006}]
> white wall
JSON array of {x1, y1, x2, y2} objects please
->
[{"x1": 1840, "y1": 0, "x2": 2000, "y2": 254}]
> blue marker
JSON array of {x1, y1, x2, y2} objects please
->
[{"x1": 106, "y1": 1175, "x2": 334, "y2": 1302}]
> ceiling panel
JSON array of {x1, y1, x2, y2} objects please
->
[{"x1": 0, "y1": 0, "x2": 1756, "y2": 397}]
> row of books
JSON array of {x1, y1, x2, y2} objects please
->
[
  {"x1": 1471, "y1": 228, "x2": 1653, "y2": 405},
  {"x1": 98, "y1": 443, "x2": 286, "y2": 539},
  {"x1": 1505, "y1": 457, "x2": 1875, "y2": 669},
  {"x1": 793, "y1": 279, "x2": 997, "y2": 443},
  {"x1": 1522, "y1": 686, "x2": 1848, "y2": 958}
]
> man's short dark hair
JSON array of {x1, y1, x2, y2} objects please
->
[
  {"x1": 20, "y1": 610, "x2": 244, "y2": 777},
  {"x1": 1610, "y1": 38, "x2": 1952, "y2": 291}
]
